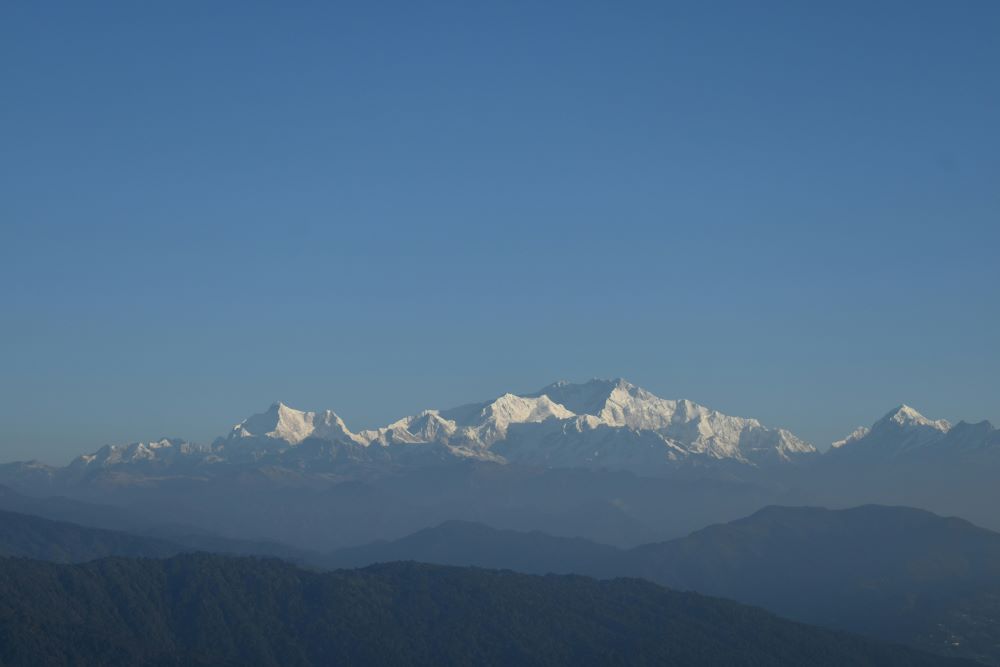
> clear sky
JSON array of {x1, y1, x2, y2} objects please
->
[{"x1": 2, "y1": 1, "x2": 998, "y2": 463}]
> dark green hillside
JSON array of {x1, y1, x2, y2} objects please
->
[{"x1": 0, "y1": 553, "x2": 970, "y2": 667}]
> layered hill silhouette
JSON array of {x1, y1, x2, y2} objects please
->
[
  {"x1": 3, "y1": 497, "x2": 999, "y2": 663},
  {"x1": 0, "y1": 486, "x2": 319, "y2": 565},
  {"x1": 327, "y1": 505, "x2": 1000, "y2": 665},
  {"x1": 0, "y1": 553, "x2": 973, "y2": 667}
]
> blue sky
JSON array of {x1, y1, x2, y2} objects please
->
[{"x1": 2, "y1": 1, "x2": 998, "y2": 463}]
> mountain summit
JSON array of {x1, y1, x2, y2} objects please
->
[
  {"x1": 831, "y1": 405, "x2": 953, "y2": 458},
  {"x1": 226, "y1": 402, "x2": 363, "y2": 447},
  {"x1": 876, "y1": 404, "x2": 951, "y2": 433}
]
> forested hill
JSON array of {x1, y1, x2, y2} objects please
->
[
  {"x1": 0, "y1": 509, "x2": 179, "y2": 562},
  {"x1": 0, "y1": 553, "x2": 974, "y2": 667}
]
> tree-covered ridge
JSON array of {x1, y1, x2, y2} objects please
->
[
  {"x1": 2, "y1": 503, "x2": 998, "y2": 664},
  {"x1": 0, "y1": 554, "x2": 972, "y2": 667},
  {"x1": 0, "y1": 509, "x2": 179, "y2": 562}
]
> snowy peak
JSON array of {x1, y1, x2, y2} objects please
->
[
  {"x1": 69, "y1": 438, "x2": 205, "y2": 470},
  {"x1": 529, "y1": 378, "x2": 627, "y2": 418},
  {"x1": 831, "y1": 405, "x2": 952, "y2": 457},
  {"x1": 361, "y1": 394, "x2": 574, "y2": 449},
  {"x1": 229, "y1": 402, "x2": 362, "y2": 446},
  {"x1": 530, "y1": 378, "x2": 814, "y2": 462},
  {"x1": 434, "y1": 393, "x2": 575, "y2": 447},
  {"x1": 230, "y1": 402, "x2": 309, "y2": 443},
  {"x1": 832, "y1": 426, "x2": 870, "y2": 449},
  {"x1": 480, "y1": 393, "x2": 575, "y2": 428},
  {"x1": 600, "y1": 380, "x2": 679, "y2": 430},
  {"x1": 530, "y1": 377, "x2": 672, "y2": 429},
  {"x1": 876, "y1": 404, "x2": 951, "y2": 433},
  {"x1": 360, "y1": 410, "x2": 458, "y2": 446}
]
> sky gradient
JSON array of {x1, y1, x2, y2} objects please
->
[{"x1": 2, "y1": 1, "x2": 998, "y2": 463}]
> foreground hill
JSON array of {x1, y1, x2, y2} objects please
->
[{"x1": 0, "y1": 553, "x2": 971, "y2": 667}]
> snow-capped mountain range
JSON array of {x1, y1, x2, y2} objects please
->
[
  {"x1": 10, "y1": 379, "x2": 995, "y2": 484},
  {"x1": 57, "y1": 379, "x2": 814, "y2": 477},
  {"x1": 3, "y1": 379, "x2": 995, "y2": 557}
]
